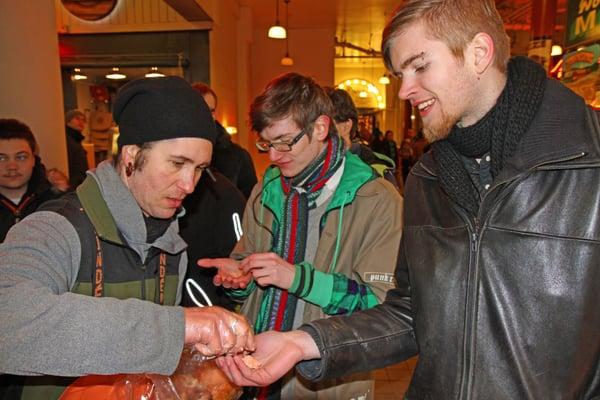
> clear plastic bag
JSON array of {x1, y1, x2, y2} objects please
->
[{"x1": 60, "y1": 346, "x2": 242, "y2": 400}]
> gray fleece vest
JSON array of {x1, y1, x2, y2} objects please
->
[{"x1": 16, "y1": 176, "x2": 181, "y2": 400}]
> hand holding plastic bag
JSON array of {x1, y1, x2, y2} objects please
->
[
  {"x1": 60, "y1": 346, "x2": 242, "y2": 400},
  {"x1": 184, "y1": 306, "x2": 255, "y2": 356}
]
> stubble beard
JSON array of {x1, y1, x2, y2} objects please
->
[{"x1": 422, "y1": 107, "x2": 459, "y2": 143}]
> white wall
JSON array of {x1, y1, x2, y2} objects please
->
[{"x1": 0, "y1": 1, "x2": 68, "y2": 172}]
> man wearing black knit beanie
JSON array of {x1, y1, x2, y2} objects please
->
[
  {"x1": 0, "y1": 76, "x2": 255, "y2": 400},
  {"x1": 216, "y1": 1, "x2": 600, "y2": 399}
]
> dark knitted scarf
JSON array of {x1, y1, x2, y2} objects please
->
[
  {"x1": 255, "y1": 132, "x2": 345, "y2": 334},
  {"x1": 431, "y1": 57, "x2": 547, "y2": 216}
]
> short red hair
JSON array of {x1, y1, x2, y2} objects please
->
[{"x1": 382, "y1": 0, "x2": 510, "y2": 74}]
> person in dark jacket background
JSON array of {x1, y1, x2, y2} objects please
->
[
  {"x1": 64, "y1": 109, "x2": 89, "y2": 189},
  {"x1": 325, "y1": 86, "x2": 400, "y2": 190},
  {"x1": 214, "y1": 1, "x2": 600, "y2": 398},
  {"x1": 0, "y1": 119, "x2": 63, "y2": 242},
  {"x1": 383, "y1": 129, "x2": 399, "y2": 166},
  {"x1": 180, "y1": 169, "x2": 246, "y2": 310},
  {"x1": 192, "y1": 82, "x2": 257, "y2": 199}
]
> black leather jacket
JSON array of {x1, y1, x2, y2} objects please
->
[{"x1": 297, "y1": 80, "x2": 600, "y2": 399}]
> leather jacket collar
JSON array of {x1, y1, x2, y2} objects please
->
[{"x1": 413, "y1": 79, "x2": 600, "y2": 182}]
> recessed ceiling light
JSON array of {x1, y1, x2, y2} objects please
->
[
  {"x1": 106, "y1": 67, "x2": 126, "y2": 80},
  {"x1": 145, "y1": 67, "x2": 165, "y2": 78}
]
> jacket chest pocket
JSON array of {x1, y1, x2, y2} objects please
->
[{"x1": 487, "y1": 169, "x2": 600, "y2": 241}]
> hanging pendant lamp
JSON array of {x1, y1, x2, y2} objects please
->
[
  {"x1": 280, "y1": 0, "x2": 293, "y2": 65},
  {"x1": 268, "y1": 0, "x2": 286, "y2": 39}
]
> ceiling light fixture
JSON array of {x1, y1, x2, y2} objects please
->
[
  {"x1": 280, "y1": 0, "x2": 294, "y2": 66},
  {"x1": 145, "y1": 67, "x2": 165, "y2": 78},
  {"x1": 379, "y1": 74, "x2": 390, "y2": 85},
  {"x1": 71, "y1": 68, "x2": 87, "y2": 81},
  {"x1": 268, "y1": 0, "x2": 286, "y2": 39},
  {"x1": 225, "y1": 126, "x2": 238, "y2": 135},
  {"x1": 106, "y1": 67, "x2": 126, "y2": 80},
  {"x1": 281, "y1": 54, "x2": 294, "y2": 66},
  {"x1": 551, "y1": 44, "x2": 563, "y2": 57}
]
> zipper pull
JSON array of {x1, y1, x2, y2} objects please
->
[{"x1": 471, "y1": 218, "x2": 480, "y2": 252}]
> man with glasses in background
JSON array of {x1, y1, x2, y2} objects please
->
[{"x1": 198, "y1": 73, "x2": 403, "y2": 399}]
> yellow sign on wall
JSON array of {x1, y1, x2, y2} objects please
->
[{"x1": 567, "y1": 0, "x2": 600, "y2": 47}]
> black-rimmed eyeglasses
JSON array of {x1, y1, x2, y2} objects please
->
[{"x1": 255, "y1": 126, "x2": 308, "y2": 152}]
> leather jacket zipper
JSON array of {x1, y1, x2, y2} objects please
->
[
  {"x1": 454, "y1": 209, "x2": 480, "y2": 400},
  {"x1": 454, "y1": 151, "x2": 587, "y2": 399}
]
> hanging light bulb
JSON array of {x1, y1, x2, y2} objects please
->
[
  {"x1": 145, "y1": 67, "x2": 165, "y2": 78},
  {"x1": 71, "y1": 68, "x2": 87, "y2": 81},
  {"x1": 280, "y1": 0, "x2": 293, "y2": 66},
  {"x1": 281, "y1": 53, "x2": 294, "y2": 66},
  {"x1": 106, "y1": 67, "x2": 126, "y2": 80},
  {"x1": 268, "y1": 25, "x2": 286, "y2": 39},
  {"x1": 379, "y1": 74, "x2": 390, "y2": 85},
  {"x1": 551, "y1": 45, "x2": 563, "y2": 56},
  {"x1": 225, "y1": 126, "x2": 238, "y2": 135},
  {"x1": 268, "y1": 0, "x2": 286, "y2": 39}
]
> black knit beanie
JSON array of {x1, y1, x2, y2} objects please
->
[{"x1": 113, "y1": 76, "x2": 217, "y2": 147}]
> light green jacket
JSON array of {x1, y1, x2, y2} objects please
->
[{"x1": 233, "y1": 152, "x2": 403, "y2": 398}]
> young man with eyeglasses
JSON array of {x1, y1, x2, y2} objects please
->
[{"x1": 198, "y1": 73, "x2": 403, "y2": 399}]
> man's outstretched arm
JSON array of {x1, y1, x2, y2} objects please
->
[
  {"x1": 217, "y1": 238, "x2": 418, "y2": 386},
  {"x1": 296, "y1": 285, "x2": 417, "y2": 382},
  {"x1": 216, "y1": 330, "x2": 319, "y2": 386},
  {"x1": 216, "y1": 287, "x2": 416, "y2": 387}
]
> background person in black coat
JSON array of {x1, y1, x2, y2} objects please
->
[
  {"x1": 192, "y1": 82, "x2": 257, "y2": 199},
  {"x1": 325, "y1": 86, "x2": 400, "y2": 190},
  {"x1": 0, "y1": 119, "x2": 64, "y2": 242},
  {"x1": 179, "y1": 170, "x2": 246, "y2": 310},
  {"x1": 64, "y1": 109, "x2": 89, "y2": 188},
  {"x1": 0, "y1": 119, "x2": 67, "y2": 396}
]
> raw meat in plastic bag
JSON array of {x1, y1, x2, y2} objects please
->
[{"x1": 59, "y1": 346, "x2": 242, "y2": 400}]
